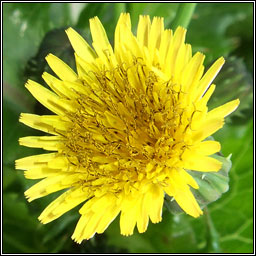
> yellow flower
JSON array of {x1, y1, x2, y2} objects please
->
[{"x1": 16, "y1": 13, "x2": 239, "y2": 243}]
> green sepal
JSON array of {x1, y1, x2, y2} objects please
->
[
  {"x1": 188, "y1": 154, "x2": 232, "y2": 206},
  {"x1": 164, "y1": 154, "x2": 232, "y2": 215}
]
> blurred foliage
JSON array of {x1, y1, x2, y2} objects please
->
[
  {"x1": 209, "y1": 56, "x2": 253, "y2": 124},
  {"x1": 3, "y1": 2, "x2": 253, "y2": 253}
]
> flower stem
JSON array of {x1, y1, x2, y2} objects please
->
[
  {"x1": 204, "y1": 207, "x2": 221, "y2": 253},
  {"x1": 171, "y1": 3, "x2": 197, "y2": 29}
]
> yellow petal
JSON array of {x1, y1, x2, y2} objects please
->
[
  {"x1": 42, "y1": 72, "x2": 80, "y2": 99},
  {"x1": 172, "y1": 43, "x2": 192, "y2": 79},
  {"x1": 166, "y1": 184, "x2": 202, "y2": 218},
  {"x1": 72, "y1": 212, "x2": 93, "y2": 243},
  {"x1": 73, "y1": 194, "x2": 121, "y2": 243},
  {"x1": 120, "y1": 195, "x2": 138, "y2": 236},
  {"x1": 148, "y1": 16, "x2": 164, "y2": 52},
  {"x1": 136, "y1": 194, "x2": 149, "y2": 233},
  {"x1": 207, "y1": 99, "x2": 240, "y2": 119},
  {"x1": 23, "y1": 163, "x2": 80, "y2": 180},
  {"x1": 24, "y1": 168, "x2": 58, "y2": 180},
  {"x1": 104, "y1": 110, "x2": 126, "y2": 130},
  {"x1": 115, "y1": 13, "x2": 131, "y2": 50},
  {"x1": 42, "y1": 72, "x2": 67, "y2": 98},
  {"x1": 90, "y1": 16, "x2": 116, "y2": 67},
  {"x1": 25, "y1": 80, "x2": 75, "y2": 115},
  {"x1": 45, "y1": 54, "x2": 77, "y2": 81},
  {"x1": 15, "y1": 153, "x2": 57, "y2": 170},
  {"x1": 39, "y1": 187, "x2": 89, "y2": 224},
  {"x1": 165, "y1": 26, "x2": 187, "y2": 77},
  {"x1": 47, "y1": 155, "x2": 71, "y2": 169},
  {"x1": 74, "y1": 53, "x2": 100, "y2": 80},
  {"x1": 179, "y1": 169, "x2": 199, "y2": 189},
  {"x1": 181, "y1": 52, "x2": 205, "y2": 93},
  {"x1": 79, "y1": 211, "x2": 103, "y2": 240},
  {"x1": 65, "y1": 27, "x2": 96, "y2": 62},
  {"x1": 195, "y1": 57, "x2": 225, "y2": 101},
  {"x1": 183, "y1": 155, "x2": 222, "y2": 172},
  {"x1": 165, "y1": 169, "x2": 203, "y2": 217},
  {"x1": 173, "y1": 43, "x2": 188, "y2": 82},
  {"x1": 197, "y1": 84, "x2": 216, "y2": 108},
  {"x1": 19, "y1": 113, "x2": 70, "y2": 135},
  {"x1": 191, "y1": 140, "x2": 221, "y2": 156},
  {"x1": 144, "y1": 184, "x2": 164, "y2": 223},
  {"x1": 192, "y1": 99, "x2": 240, "y2": 142},
  {"x1": 96, "y1": 203, "x2": 121, "y2": 234},
  {"x1": 19, "y1": 135, "x2": 64, "y2": 150},
  {"x1": 121, "y1": 23, "x2": 144, "y2": 60},
  {"x1": 137, "y1": 15, "x2": 151, "y2": 48},
  {"x1": 191, "y1": 118, "x2": 224, "y2": 142},
  {"x1": 90, "y1": 16, "x2": 110, "y2": 50},
  {"x1": 24, "y1": 174, "x2": 72, "y2": 202},
  {"x1": 159, "y1": 29, "x2": 173, "y2": 67},
  {"x1": 94, "y1": 194, "x2": 122, "y2": 234}
]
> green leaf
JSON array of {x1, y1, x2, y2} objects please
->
[
  {"x1": 3, "y1": 3, "x2": 73, "y2": 111},
  {"x1": 3, "y1": 3, "x2": 50, "y2": 86},
  {"x1": 187, "y1": 3, "x2": 253, "y2": 66},
  {"x1": 226, "y1": 4, "x2": 253, "y2": 73},
  {"x1": 3, "y1": 193, "x2": 44, "y2": 253},
  {"x1": 49, "y1": 3, "x2": 72, "y2": 28},
  {"x1": 207, "y1": 119, "x2": 253, "y2": 253}
]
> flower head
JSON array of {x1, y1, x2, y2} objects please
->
[{"x1": 16, "y1": 13, "x2": 239, "y2": 243}]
